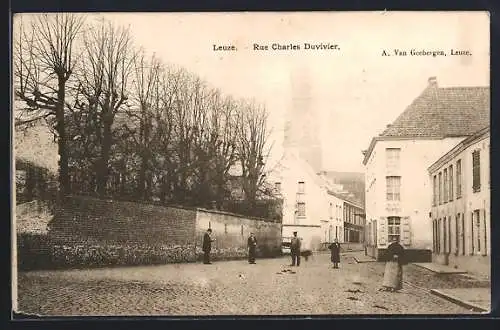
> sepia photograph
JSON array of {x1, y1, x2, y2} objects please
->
[{"x1": 11, "y1": 11, "x2": 490, "y2": 316}]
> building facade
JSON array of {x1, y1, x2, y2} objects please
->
[
  {"x1": 322, "y1": 191, "x2": 345, "y2": 245},
  {"x1": 343, "y1": 200, "x2": 365, "y2": 243},
  {"x1": 268, "y1": 149, "x2": 327, "y2": 251},
  {"x1": 364, "y1": 137, "x2": 465, "y2": 261},
  {"x1": 363, "y1": 77, "x2": 489, "y2": 262},
  {"x1": 429, "y1": 127, "x2": 490, "y2": 278}
]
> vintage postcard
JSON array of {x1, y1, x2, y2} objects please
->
[{"x1": 12, "y1": 11, "x2": 490, "y2": 316}]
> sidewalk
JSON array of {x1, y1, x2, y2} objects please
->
[
  {"x1": 430, "y1": 288, "x2": 491, "y2": 313},
  {"x1": 412, "y1": 262, "x2": 467, "y2": 274},
  {"x1": 346, "y1": 251, "x2": 377, "y2": 263}
]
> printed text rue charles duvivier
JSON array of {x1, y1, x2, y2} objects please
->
[{"x1": 212, "y1": 42, "x2": 340, "y2": 51}]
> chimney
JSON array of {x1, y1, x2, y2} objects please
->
[{"x1": 428, "y1": 76, "x2": 438, "y2": 87}]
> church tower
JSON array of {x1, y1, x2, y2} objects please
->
[{"x1": 283, "y1": 66, "x2": 323, "y2": 173}]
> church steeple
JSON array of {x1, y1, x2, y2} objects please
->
[{"x1": 283, "y1": 65, "x2": 322, "y2": 173}]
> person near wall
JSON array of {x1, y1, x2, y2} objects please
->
[
  {"x1": 202, "y1": 228, "x2": 216, "y2": 264},
  {"x1": 380, "y1": 236, "x2": 405, "y2": 292},
  {"x1": 328, "y1": 238, "x2": 341, "y2": 269},
  {"x1": 247, "y1": 232, "x2": 258, "y2": 264},
  {"x1": 290, "y1": 231, "x2": 301, "y2": 267}
]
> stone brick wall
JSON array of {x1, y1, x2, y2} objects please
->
[
  {"x1": 50, "y1": 196, "x2": 197, "y2": 246},
  {"x1": 36, "y1": 196, "x2": 282, "y2": 269},
  {"x1": 195, "y1": 208, "x2": 282, "y2": 258}
]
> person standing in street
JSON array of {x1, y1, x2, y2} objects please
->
[
  {"x1": 290, "y1": 231, "x2": 301, "y2": 267},
  {"x1": 247, "y1": 232, "x2": 258, "y2": 264},
  {"x1": 380, "y1": 236, "x2": 405, "y2": 292},
  {"x1": 202, "y1": 228, "x2": 215, "y2": 264},
  {"x1": 328, "y1": 238, "x2": 341, "y2": 269}
]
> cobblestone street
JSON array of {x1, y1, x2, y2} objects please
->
[{"x1": 16, "y1": 252, "x2": 487, "y2": 316}]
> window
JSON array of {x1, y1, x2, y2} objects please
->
[
  {"x1": 298, "y1": 181, "x2": 305, "y2": 193},
  {"x1": 433, "y1": 175, "x2": 438, "y2": 206},
  {"x1": 388, "y1": 217, "x2": 401, "y2": 242},
  {"x1": 474, "y1": 210, "x2": 481, "y2": 254},
  {"x1": 437, "y1": 218, "x2": 441, "y2": 253},
  {"x1": 443, "y1": 217, "x2": 448, "y2": 253},
  {"x1": 297, "y1": 202, "x2": 306, "y2": 217},
  {"x1": 461, "y1": 214, "x2": 465, "y2": 255},
  {"x1": 274, "y1": 182, "x2": 281, "y2": 193},
  {"x1": 443, "y1": 168, "x2": 449, "y2": 203},
  {"x1": 456, "y1": 159, "x2": 462, "y2": 198},
  {"x1": 386, "y1": 176, "x2": 401, "y2": 201},
  {"x1": 443, "y1": 169, "x2": 448, "y2": 203},
  {"x1": 448, "y1": 216, "x2": 452, "y2": 253},
  {"x1": 438, "y1": 172, "x2": 442, "y2": 204},
  {"x1": 386, "y1": 148, "x2": 401, "y2": 171},
  {"x1": 455, "y1": 214, "x2": 459, "y2": 255},
  {"x1": 329, "y1": 203, "x2": 333, "y2": 219},
  {"x1": 449, "y1": 165, "x2": 454, "y2": 201},
  {"x1": 470, "y1": 212, "x2": 475, "y2": 255},
  {"x1": 224, "y1": 224, "x2": 228, "y2": 234},
  {"x1": 483, "y1": 210, "x2": 488, "y2": 256},
  {"x1": 472, "y1": 150, "x2": 481, "y2": 193},
  {"x1": 433, "y1": 219, "x2": 437, "y2": 251}
]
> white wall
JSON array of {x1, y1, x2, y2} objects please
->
[
  {"x1": 365, "y1": 137, "x2": 465, "y2": 250},
  {"x1": 431, "y1": 134, "x2": 490, "y2": 256},
  {"x1": 268, "y1": 150, "x2": 328, "y2": 250},
  {"x1": 320, "y1": 193, "x2": 345, "y2": 244}
]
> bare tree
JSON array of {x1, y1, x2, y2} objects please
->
[
  {"x1": 74, "y1": 19, "x2": 135, "y2": 196},
  {"x1": 14, "y1": 13, "x2": 86, "y2": 196},
  {"x1": 124, "y1": 50, "x2": 164, "y2": 200},
  {"x1": 169, "y1": 71, "x2": 202, "y2": 203},
  {"x1": 209, "y1": 92, "x2": 239, "y2": 208},
  {"x1": 236, "y1": 100, "x2": 273, "y2": 207}
]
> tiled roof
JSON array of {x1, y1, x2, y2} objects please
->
[{"x1": 380, "y1": 85, "x2": 490, "y2": 138}]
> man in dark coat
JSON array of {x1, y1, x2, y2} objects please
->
[
  {"x1": 202, "y1": 228, "x2": 215, "y2": 264},
  {"x1": 290, "y1": 231, "x2": 301, "y2": 266},
  {"x1": 247, "y1": 232, "x2": 258, "y2": 264},
  {"x1": 328, "y1": 238, "x2": 341, "y2": 269}
]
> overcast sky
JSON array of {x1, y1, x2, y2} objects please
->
[{"x1": 15, "y1": 12, "x2": 490, "y2": 173}]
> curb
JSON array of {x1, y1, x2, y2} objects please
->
[
  {"x1": 353, "y1": 257, "x2": 377, "y2": 263},
  {"x1": 430, "y1": 289, "x2": 489, "y2": 313},
  {"x1": 412, "y1": 263, "x2": 467, "y2": 274}
]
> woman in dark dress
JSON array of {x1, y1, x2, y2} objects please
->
[
  {"x1": 381, "y1": 236, "x2": 405, "y2": 292},
  {"x1": 328, "y1": 238, "x2": 341, "y2": 269}
]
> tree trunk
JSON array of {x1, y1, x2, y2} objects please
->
[
  {"x1": 56, "y1": 78, "x2": 70, "y2": 197},
  {"x1": 96, "y1": 116, "x2": 112, "y2": 196},
  {"x1": 159, "y1": 174, "x2": 167, "y2": 203},
  {"x1": 25, "y1": 164, "x2": 35, "y2": 201},
  {"x1": 138, "y1": 151, "x2": 148, "y2": 200},
  {"x1": 119, "y1": 160, "x2": 126, "y2": 197}
]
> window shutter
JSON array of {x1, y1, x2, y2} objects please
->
[
  {"x1": 402, "y1": 216, "x2": 411, "y2": 246},
  {"x1": 472, "y1": 150, "x2": 481, "y2": 192},
  {"x1": 379, "y1": 217, "x2": 387, "y2": 246},
  {"x1": 482, "y1": 209, "x2": 488, "y2": 256}
]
